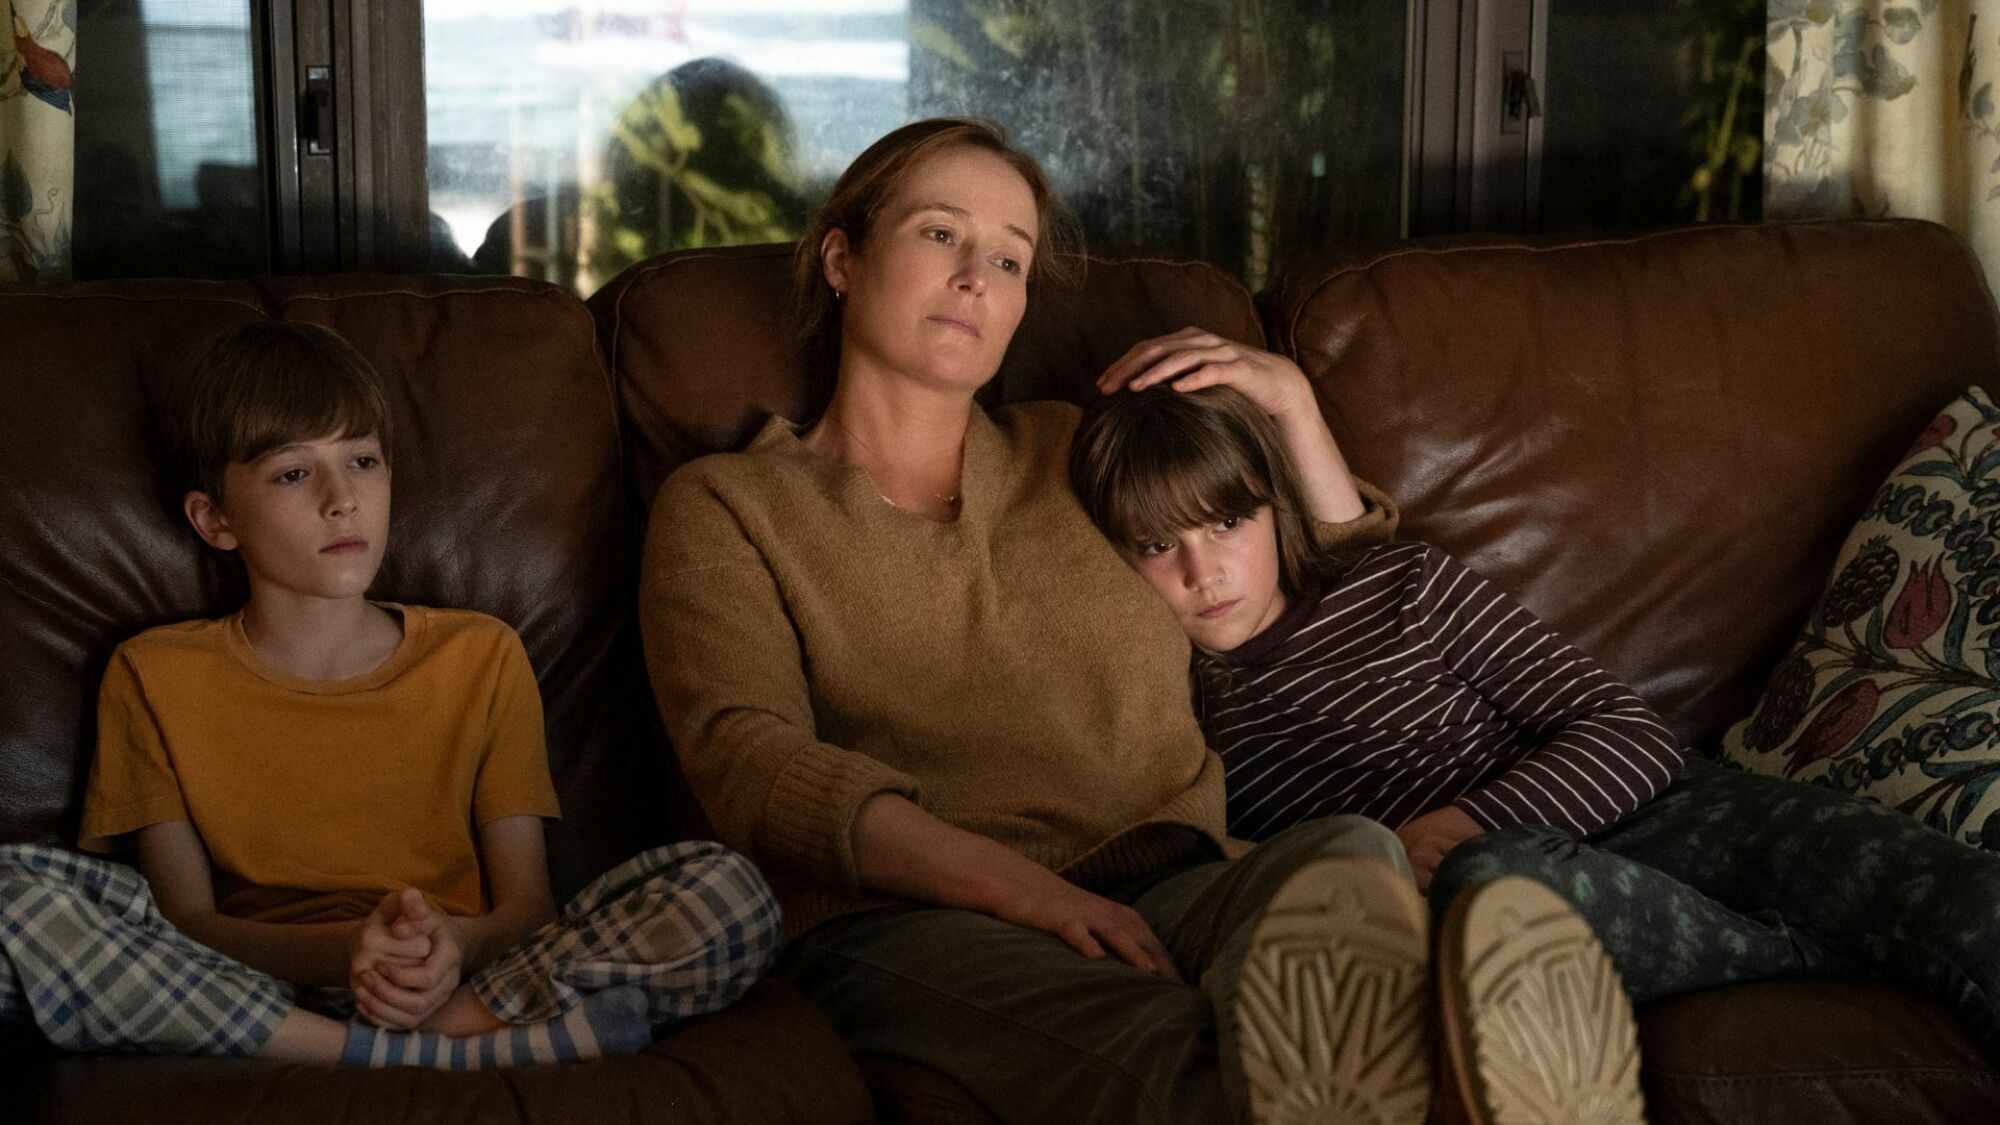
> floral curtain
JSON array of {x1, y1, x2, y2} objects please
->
[
  {"x1": 1766, "y1": 2, "x2": 2000, "y2": 293},
  {"x1": 1, "y1": 0, "x2": 74, "y2": 282}
]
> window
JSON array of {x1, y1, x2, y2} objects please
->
[
  {"x1": 423, "y1": 0, "x2": 1408, "y2": 294},
  {"x1": 54, "y1": 0, "x2": 1761, "y2": 285},
  {"x1": 72, "y1": 0, "x2": 269, "y2": 279}
]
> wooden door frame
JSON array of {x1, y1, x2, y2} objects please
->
[
  {"x1": 262, "y1": 0, "x2": 427, "y2": 272},
  {"x1": 1405, "y1": 0, "x2": 1546, "y2": 236}
]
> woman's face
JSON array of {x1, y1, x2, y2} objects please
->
[{"x1": 823, "y1": 146, "x2": 1040, "y2": 395}]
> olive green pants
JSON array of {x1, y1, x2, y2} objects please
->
[{"x1": 776, "y1": 815, "x2": 1410, "y2": 1125}]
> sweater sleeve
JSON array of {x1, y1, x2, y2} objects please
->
[
  {"x1": 1309, "y1": 478, "x2": 1400, "y2": 554},
  {"x1": 1407, "y1": 546, "x2": 1683, "y2": 836},
  {"x1": 639, "y1": 469, "x2": 921, "y2": 898}
]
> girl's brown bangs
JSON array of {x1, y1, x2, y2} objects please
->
[{"x1": 1102, "y1": 428, "x2": 1273, "y2": 542}]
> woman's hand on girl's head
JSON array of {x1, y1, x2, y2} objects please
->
[
  {"x1": 993, "y1": 876, "x2": 1183, "y2": 981},
  {"x1": 1094, "y1": 326, "x2": 1368, "y2": 524},
  {"x1": 1095, "y1": 326, "x2": 1316, "y2": 421}
]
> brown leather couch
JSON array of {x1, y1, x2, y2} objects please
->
[{"x1": 4, "y1": 218, "x2": 1998, "y2": 1124}]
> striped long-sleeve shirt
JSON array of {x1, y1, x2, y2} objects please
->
[{"x1": 1198, "y1": 540, "x2": 1684, "y2": 842}]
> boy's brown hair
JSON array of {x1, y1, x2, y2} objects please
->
[
  {"x1": 1068, "y1": 383, "x2": 1351, "y2": 599},
  {"x1": 179, "y1": 321, "x2": 392, "y2": 504}
]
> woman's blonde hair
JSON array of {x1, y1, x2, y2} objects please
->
[
  {"x1": 790, "y1": 117, "x2": 1081, "y2": 407},
  {"x1": 1069, "y1": 384, "x2": 1353, "y2": 599}
]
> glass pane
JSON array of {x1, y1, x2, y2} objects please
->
[
  {"x1": 1539, "y1": 0, "x2": 1764, "y2": 231},
  {"x1": 424, "y1": 0, "x2": 1406, "y2": 296},
  {"x1": 72, "y1": 0, "x2": 270, "y2": 279}
]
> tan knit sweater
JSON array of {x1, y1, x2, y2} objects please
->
[{"x1": 639, "y1": 400, "x2": 1395, "y2": 940}]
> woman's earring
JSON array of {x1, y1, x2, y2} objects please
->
[{"x1": 834, "y1": 289, "x2": 846, "y2": 300}]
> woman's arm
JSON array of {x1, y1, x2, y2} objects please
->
[
  {"x1": 1096, "y1": 327, "x2": 1366, "y2": 523},
  {"x1": 852, "y1": 793, "x2": 1179, "y2": 979}
]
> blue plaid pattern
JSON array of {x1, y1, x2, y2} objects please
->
[
  {"x1": 1, "y1": 841, "x2": 776, "y2": 1055},
  {"x1": 470, "y1": 841, "x2": 782, "y2": 1029},
  {"x1": 0, "y1": 843, "x2": 291, "y2": 1056}
]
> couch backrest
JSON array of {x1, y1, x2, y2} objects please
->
[
  {"x1": 0, "y1": 275, "x2": 660, "y2": 896},
  {"x1": 590, "y1": 244, "x2": 1266, "y2": 505},
  {"x1": 1262, "y1": 219, "x2": 2000, "y2": 749}
]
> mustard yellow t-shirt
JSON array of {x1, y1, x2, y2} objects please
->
[{"x1": 79, "y1": 604, "x2": 562, "y2": 924}]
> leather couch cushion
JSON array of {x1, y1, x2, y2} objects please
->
[
  {"x1": 589, "y1": 244, "x2": 1267, "y2": 509},
  {"x1": 1262, "y1": 219, "x2": 2000, "y2": 751},
  {"x1": 1639, "y1": 982, "x2": 2000, "y2": 1125},
  {"x1": 0, "y1": 281, "x2": 263, "y2": 849},
  {"x1": 7, "y1": 979, "x2": 874, "y2": 1125},
  {"x1": 0, "y1": 275, "x2": 661, "y2": 897}
]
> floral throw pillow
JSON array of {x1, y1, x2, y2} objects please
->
[{"x1": 1721, "y1": 387, "x2": 2000, "y2": 850}]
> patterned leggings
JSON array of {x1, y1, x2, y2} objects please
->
[
  {"x1": 0, "y1": 840, "x2": 781, "y2": 1057},
  {"x1": 1430, "y1": 758, "x2": 2000, "y2": 1055}
]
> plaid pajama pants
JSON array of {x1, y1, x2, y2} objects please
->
[{"x1": 0, "y1": 840, "x2": 780, "y2": 1057}]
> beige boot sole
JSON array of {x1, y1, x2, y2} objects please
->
[
  {"x1": 1436, "y1": 876, "x2": 1646, "y2": 1125},
  {"x1": 1232, "y1": 856, "x2": 1432, "y2": 1125}
]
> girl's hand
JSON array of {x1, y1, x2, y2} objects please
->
[
  {"x1": 1395, "y1": 806, "x2": 1486, "y2": 894},
  {"x1": 1095, "y1": 326, "x2": 1315, "y2": 420},
  {"x1": 992, "y1": 875, "x2": 1182, "y2": 982}
]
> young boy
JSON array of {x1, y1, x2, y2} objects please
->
[{"x1": 0, "y1": 321, "x2": 780, "y2": 1068}]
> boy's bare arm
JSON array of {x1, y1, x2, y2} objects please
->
[
  {"x1": 136, "y1": 820, "x2": 423, "y2": 988},
  {"x1": 451, "y1": 814, "x2": 557, "y2": 970}
]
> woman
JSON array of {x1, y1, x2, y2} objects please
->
[{"x1": 638, "y1": 118, "x2": 1639, "y2": 1125}]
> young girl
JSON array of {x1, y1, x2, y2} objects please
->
[{"x1": 1070, "y1": 337, "x2": 2000, "y2": 1060}]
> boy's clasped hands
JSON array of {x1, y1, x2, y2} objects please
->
[{"x1": 349, "y1": 887, "x2": 465, "y2": 1029}]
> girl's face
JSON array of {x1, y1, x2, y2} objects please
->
[
  {"x1": 821, "y1": 145, "x2": 1039, "y2": 396},
  {"x1": 1118, "y1": 506, "x2": 1287, "y2": 654}
]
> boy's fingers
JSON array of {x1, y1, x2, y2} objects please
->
[
  {"x1": 377, "y1": 961, "x2": 438, "y2": 992},
  {"x1": 400, "y1": 887, "x2": 432, "y2": 921},
  {"x1": 365, "y1": 932, "x2": 431, "y2": 962},
  {"x1": 355, "y1": 984, "x2": 418, "y2": 1029},
  {"x1": 361, "y1": 971, "x2": 432, "y2": 1019}
]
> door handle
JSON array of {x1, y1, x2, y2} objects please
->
[
  {"x1": 302, "y1": 66, "x2": 335, "y2": 156},
  {"x1": 1502, "y1": 52, "x2": 1541, "y2": 134}
]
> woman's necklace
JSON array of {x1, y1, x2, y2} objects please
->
[{"x1": 830, "y1": 415, "x2": 962, "y2": 510}]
